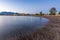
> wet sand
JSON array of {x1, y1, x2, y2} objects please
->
[
  {"x1": 20, "y1": 16, "x2": 60, "y2": 40},
  {"x1": 6, "y1": 16, "x2": 60, "y2": 40}
]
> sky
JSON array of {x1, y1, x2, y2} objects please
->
[{"x1": 0, "y1": 0, "x2": 60, "y2": 14}]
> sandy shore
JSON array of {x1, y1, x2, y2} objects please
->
[
  {"x1": 20, "y1": 16, "x2": 60, "y2": 40},
  {"x1": 6, "y1": 16, "x2": 60, "y2": 40}
]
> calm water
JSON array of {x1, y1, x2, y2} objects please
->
[{"x1": 0, "y1": 16, "x2": 48, "y2": 40}]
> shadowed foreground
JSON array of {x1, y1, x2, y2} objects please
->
[{"x1": 6, "y1": 16, "x2": 60, "y2": 40}]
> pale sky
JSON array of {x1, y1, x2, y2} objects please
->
[{"x1": 0, "y1": 0, "x2": 60, "y2": 13}]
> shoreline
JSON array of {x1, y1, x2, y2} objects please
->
[
  {"x1": 19, "y1": 16, "x2": 60, "y2": 40},
  {"x1": 5, "y1": 16, "x2": 60, "y2": 40}
]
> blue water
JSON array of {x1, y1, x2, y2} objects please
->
[{"x1": 0, "y1": 16, "x2": 48, "y2": 40}]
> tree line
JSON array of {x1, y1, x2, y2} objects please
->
[
  {"x1": 36, "y1": 7, "x2": 60, "y2": 16},
  {"x1": 0, "y1": 7, "x2": 60, "y2": 16}
]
